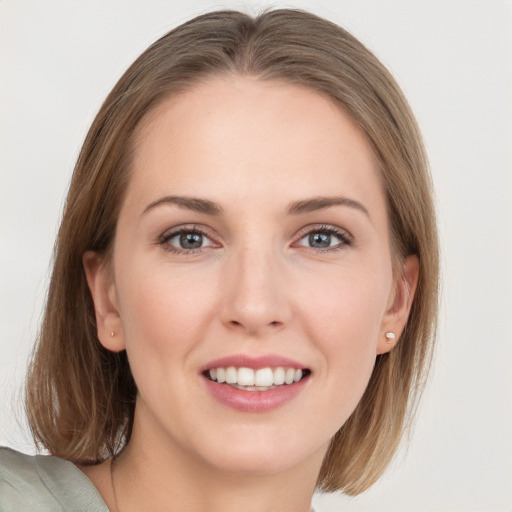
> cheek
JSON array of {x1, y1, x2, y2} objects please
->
[
  {"x1": 115, "y1": 261, "x2": 218, "y2": 370},
  {"x1": 297, "y1": 264, "x2": 390, "y2": 412},
  {"x1": 299, "y1": 263, "x2": 390, "y2": 345}
]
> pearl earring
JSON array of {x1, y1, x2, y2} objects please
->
[
  {"x1": 110, "y1": 331, "x2": 115, "y2": 337},
  {"x1": 385, "y1": 332, "x2": 395, "y2": 341}
]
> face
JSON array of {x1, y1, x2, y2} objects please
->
[{"x1": 86, "y1": 76, "x2": 415, "y2": 477}]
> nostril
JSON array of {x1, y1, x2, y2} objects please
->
[{"x1": 225, "y1": 319, "x2": 284, "y2": 337}]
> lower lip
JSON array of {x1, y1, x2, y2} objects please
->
[{"x1": 203, "y1": 376, "x2": 308, "y2": 412}]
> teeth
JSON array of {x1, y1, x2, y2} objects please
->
[
  {"x1": 238, "y1": 367, "x2": 255, "y2": 386},
  {"x1": 225, "y1": 366, "x2": 237, "y2": 384},
  {"x1": 255, "y1": 368, "x2": 273, "y2": 387},
  {"x1": 206, "y1": 366, "x2": 307, "y2": 389},
  {"x1": 216, "y1": 368, "x2": 226, "y2": 383},
  {"x1": 285, "y1": 368, "x2": 295, "y2": 385},
  {"x1": 273, "y1": 367, "x2": 285, "y2": 385}
]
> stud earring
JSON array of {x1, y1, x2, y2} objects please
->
[
  {"x1": 385, "y1": 332, "x2": 395, "y2": 341},
  {"x1": 110, "y1": 331, "x2": 115, "y2": 337}
]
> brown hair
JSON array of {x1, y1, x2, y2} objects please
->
[{"x1": 25, "y1": 9, "x2": 438, "y2": 495}]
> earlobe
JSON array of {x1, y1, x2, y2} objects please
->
[
  {"x1": 377, "y1": 255, "x2": 419, "y2": 355},
  {"x1": 83, "y1": 250, "x2": 125, "y2": 352}
]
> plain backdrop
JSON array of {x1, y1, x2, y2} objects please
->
[{"x1": 1, "y1": 1, "x2": 511, "y2": 511}]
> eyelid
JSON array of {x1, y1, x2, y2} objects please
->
[
  {"x1": 157, "y1": 223, "x2": 352, "y2": 254},
  {"x1": 292, "y1": 224, "x2": 353, "y2": 250},
  {"x1": 158, "y1": 224, "x2": 221, "y2": 253}
]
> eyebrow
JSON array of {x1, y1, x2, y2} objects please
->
[
  {"x1": 142, "y1": 194, "x2": 369, "y2": 218},
  {"x1": 142, "y1": 196, "x2": 223, "y2": 216},
  {"x1": 286, "y1": 196, "x2": 370, "y2": 218}
]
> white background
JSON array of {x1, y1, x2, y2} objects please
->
[{"x1": 1, "y1": 1, "x2": 511, "y2": 510}]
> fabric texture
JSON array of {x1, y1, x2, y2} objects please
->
[{"x1": 0, "y1": 447, "x2": 108, "y2": 511}]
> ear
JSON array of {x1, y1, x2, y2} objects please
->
[
  {"x1": 83, "y1": 250, "x2": 125, "y2": 352},
  {"x1": 377, "y1": 255, "x2": 419, "y2": 355}
]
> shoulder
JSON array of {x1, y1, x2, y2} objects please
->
[{"x1": 0, "y1": 447, "x2": 109, "y2": 511}]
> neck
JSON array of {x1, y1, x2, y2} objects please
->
[{"x1": 111, "y1": 412, "x2": 324, "y2": 512}]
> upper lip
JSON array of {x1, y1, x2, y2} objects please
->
[{"x1": 200, "y1": 354, "x2": 308, "y2": 372}]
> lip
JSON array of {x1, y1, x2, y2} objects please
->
[
  {"x1": 203, "y1": 376, "x2": 309, "y2": 412},
  {"x1": 200, "y1": 354, "x2": 307, "y2": 372},
  {"x1": 200, "y1": 353, "x2": 310, "y2": 413}
]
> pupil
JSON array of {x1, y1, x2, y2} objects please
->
[
  {"x1": 309, "y1": 232, "x2": 330, "y2": 248},
  {"x1": 180, "y1": 232, "x2": 202, "y2": 249}
]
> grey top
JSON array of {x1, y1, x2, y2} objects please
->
[{"x1": 0, "y1": 447, "x2": 109, "y2": 511}]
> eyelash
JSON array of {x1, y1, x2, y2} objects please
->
[
  {"x1": 295, "y1": 224, "x2": 353, "y2": 252},
  {"x1": 158, "y1": 224, "x2": 353, "y2": 255},
  {"x1": 158, "y1": 225, "x2": 218, "y2": 255}
]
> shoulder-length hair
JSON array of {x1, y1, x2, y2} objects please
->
[{"x1": 25, "y1": 9, "x2": 438, "y2": 495}]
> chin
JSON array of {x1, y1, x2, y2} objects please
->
[
  {"x1": 192, "y1": 425, "x2": 328, "y2": 477},
  {"x1": 204, "y1": 448, "x2": 314, "y2": 477}
]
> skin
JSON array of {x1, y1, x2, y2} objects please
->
[{"x1": 83, "y1": 76, "x2": 418, "y2": 512}]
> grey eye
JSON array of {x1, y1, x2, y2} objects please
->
[
  {"x1": 162, "y1": 229, "x2": 216, "y2": 252},
  {"x1": 297, "y1": 229, "x2": 347, "y2": 249},
  {"x1": 179, "y1": 232, "x2": 203, "y2": 249},
  {"x1": 308, "y1": 232, "x2": 332, "y2": 248}
]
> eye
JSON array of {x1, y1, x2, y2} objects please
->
[
  {"x1": 295, "y1": 225, "x2": 352, "y2": 251},
  {"x1": 159, "y1": 227, "x2": 218, "y2": 253}
]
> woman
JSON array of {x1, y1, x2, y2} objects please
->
[{"x1": 0, "y1": 9, "x2": 438, "y2": 511}]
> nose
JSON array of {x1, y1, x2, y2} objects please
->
[{"x1": 219, "y1": 243, "x2": 291, "y2": 336}]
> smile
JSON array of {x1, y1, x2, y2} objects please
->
[{"x1": 205, "y1": 366, "x2": 309, "y2": 391}]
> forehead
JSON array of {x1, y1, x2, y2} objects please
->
[{"x1": 124, "y1": 76, "x2": 385, "y2": 216}]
